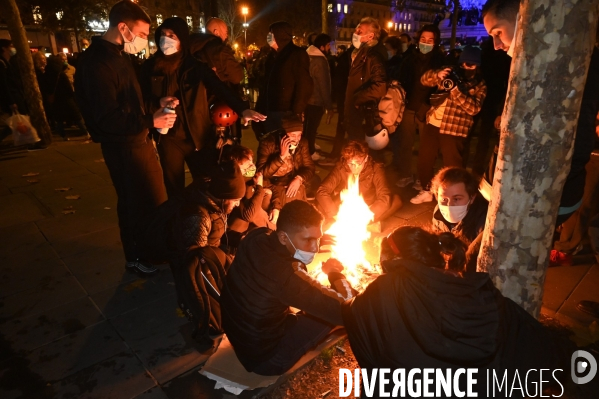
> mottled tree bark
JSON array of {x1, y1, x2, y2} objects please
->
[
  {"x1": 477, "y1": 0, "x2": 599, "y2": 317},
  {"x1": 322, "y1": 0, "x2": 328, "y2": 35},
  {"x1": 0, "y1": 0, "x2": 52, "y2": 144}
]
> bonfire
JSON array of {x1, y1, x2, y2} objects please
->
[{"x1": 313, "y1": 174, "x2": 380, "y2": 291}]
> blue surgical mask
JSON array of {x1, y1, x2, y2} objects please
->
[
  {"x1": 419, "y1": 43, "x2": 433, "y2": 54},
  {"x1": 284, "y1": 233, "x2": 316, "y2": 265}
]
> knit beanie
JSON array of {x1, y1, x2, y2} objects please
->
[
  {"x1": 281, "y1": 115, "x2": 303, "y2": 134},
  {"x1": 155, "y1": 17, "x2": 190, "y2": 54},
  {"x1": 208, "y1": 161, "x2": 246, "y2": 199},
  {"x1": 269, "y1": 21, "x2": 293, "y2": 46},
  {"x1": 458, "y1": 45, "x2": 482, "y2": 66}
]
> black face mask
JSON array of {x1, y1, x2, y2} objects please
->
[{"x1": 462, "y1": 69, "x2": 476, "y2": 80}]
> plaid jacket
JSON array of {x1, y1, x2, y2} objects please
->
[{"x1": 421, "y1": 69, "x2": 487, "y2": 137}]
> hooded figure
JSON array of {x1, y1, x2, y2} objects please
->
[
  {"x1": 253, "y1": 21, "x2": 313, "y2": 134},
  {"x1": 139, "y1": 17, "x2": 253, "y2": 198},
  {"x1": 341, "y1": 226, "x2": 575, "y2": 399}
]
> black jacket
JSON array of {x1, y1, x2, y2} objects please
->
[
  {"x1": 190, "y1": 33, "x2": 244, "y2": 85},
  {"x1": 316, "y1": 158, "x2": 391, "y2": 220},
  {"x1": 399, "y1": 48, "x2": 446, "y2": 113},
  {"x1": 139, "y1": 54, "x2": 246, "y2": 150},
  {"x1": 342, "y1": 259, "x2": 574, "y2": 398},
  {"x1": 221, "y1": 228, "x2": 352, "y2": 372},
  {"x1": 75, "y1": 36, "x2": 152, "y2": 143},
  {"x1": 255, "y1": 42, "x2": 313, "y2": 116},
  {"x1": 256, "y1": 135, "x2": 315, "y2": 184},
  {"x1": 344, "y1": 43, "x2": 387, "y2": 112}
]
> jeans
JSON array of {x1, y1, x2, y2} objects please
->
[
  {"x1": 303, "y1": 104, "x2": 325, "y2": 154},
  {"x1": 251, "y1": 313, "x2": 333, "y2": 376},
  {"x1": 157, "y1": 135, "x2": 205, "y2": 198},
  {"x1": 394, "y1": 109, "x2": 425, "y2": 179}
]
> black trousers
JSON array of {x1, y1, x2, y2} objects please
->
[
  {"x1": 417, "y1": 124, "x2": 465, "y2": 190},
  {"x1": 156, "y1": 135, "x2": 205, "y2": 198},
  {"x1": 303, "y1": 104, "x2": 325, "y2": 154},
  {"x1": 251, "y1": 313, "x2": 333, "y2": 376},
  {"x1": 101, "y1": 139, "x2": 167, "y2": 262}
]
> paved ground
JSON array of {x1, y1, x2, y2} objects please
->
[{"x1": 0, "y1": 117, "x2": 598, "y2": 399}]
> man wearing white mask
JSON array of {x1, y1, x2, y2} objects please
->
[
  {"x1": 75, "y1": 1, "x2": 177, "y2": 276},
  {"x1": 139, "y1": 17, "x2": 265, "y2": 198},
  {"x1": 254, "y1": 21, "x2": 313, "y2": 134},
  {"x1": 344, "y1": 17, "x2": 387, "y2": 141},
  {"x1": 221, "y1": 200, "x2": 354, "y2": 375},
  {"x1": 430, "y1": 167, "x2": 489, "y2": 272}
]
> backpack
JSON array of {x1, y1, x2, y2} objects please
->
[
  {"x1": 377, "y1": 80, "x2": 406, "y2": 133},
  {"x1": 173, "y1": 246, "x2": 231, "y2": 348}
]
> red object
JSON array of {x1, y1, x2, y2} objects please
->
[
  {"x1": 549, "y1": 249, "x2": 573, "y2": 267},
  {"x1": 211, "y1": 102, "x2": 238, "y2": 127}
]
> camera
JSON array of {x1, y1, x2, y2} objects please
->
[{"x1": 440, "y1": 67, "x2": 463, "y2": 91}]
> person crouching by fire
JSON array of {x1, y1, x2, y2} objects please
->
[
  {"x1": 430, "y1": 167, "x2": 488, "y2": 272},
  {"x1": 340, "y1": 226, "x2": 575, "y2": 398},
  {"x1": 257, "y1": 115, "x2": 317, "y2": 224},
  {"x1": 316, "y1": 140, "x2": 402, "y2": 229},
  {"x1": 220, "y1": 200, "x2": 354, "y2": 376}
]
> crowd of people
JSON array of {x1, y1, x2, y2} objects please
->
[{"x1": 2, "y1": 0, "x2": 599, "y2": 395}]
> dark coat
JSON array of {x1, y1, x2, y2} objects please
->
[
  {"x1": 344, "y1": 43, "x2": 387, "y2": 113},
  {"x1": 316, "y1": 158, "x2": 391, "y2": 220},
  {"x1": 221, "y1": 228, "x2": 351, "y2": 372},
  {"x1": 179, "y1": 182, "x2": 228, "y2": 249},
  {"x1": 75, "y1": 36, "x2": 152, "y2": 143},
  {"x1": 256, "y1": 135, "x2": 315, "y2": 185},
  {"x1": 190, "y1": 33, "x2": 244, "y2": 85},
  {"x1": 0, "y1": 56, "x2": 26, "y2": 114},
  {"x1": 139, "y1": 54, "x2": 246, "y2": 150},
  {"x1": 398, "y1": 48, "x2": 446, "y2": 113},
  {"x1": 342, "y1": 259, "x2": 574, "y2": 398},
  {"x1": 255, "y1": 42, "x2": 313, "y2": 116}
]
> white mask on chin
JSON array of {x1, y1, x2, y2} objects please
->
[
  {"x1": 122, "y1": 25, "x2": 148, "y2": 54},
  {"x1": 159, "y1": 36, "x2": 179, "y2": 55},
  {"x1": 284, "y1": 233, "x2": 316, "y2": 265},
  {"x1": 506, "y1": 13, "x2": 519, "y2": 58}
]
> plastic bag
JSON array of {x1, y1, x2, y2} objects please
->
[{"x1": 8, "y1": 113, "x2": 40, "y2": 146}]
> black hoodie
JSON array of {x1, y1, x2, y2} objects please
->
[{"x1": 342, "y1": 259, "x2": 574, "y2": 398}]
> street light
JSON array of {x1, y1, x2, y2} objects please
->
[
  {"x1": 241, "y1": 6, "x2": 249, "y2": 48},
  {"x1": 387, "y1": 21, "x2": 394, "y2": 31}
]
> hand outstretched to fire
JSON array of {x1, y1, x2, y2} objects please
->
[{"x1": 322, "y1": 258, "x2": 344, "y2": 274}]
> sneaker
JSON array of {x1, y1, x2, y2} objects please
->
[
  {"x1": 314, "y1": 143, "x2": 322, "y2": 150},
  {"x1": 410, "y1": 190, "x2": 433, "y2": 204},
  {"x1": 317, "y1": 157, "x2": 337, "y2": 166},
  {"x1": 396, "y1": 176, "x2": 414, "y2": 188},
  {"x1": 126, "y1": 259, "x2": 159, "y2": 276},
  {"x1": 549, "y1": 250, "x2": 573, "y2": 267},
  {"x1": 412, "y1": 179, "x2": 423, "y2": 191},
  {"x1": 311, "y1": 152, "x2": 324, "y2": 161}
]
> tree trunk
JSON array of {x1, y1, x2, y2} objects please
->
[
  {"x1": 450, "y1": 0, "x2": 459, "y2": 50},
  {"x1": 477, "y1": 0, "x2": 599, "y2": 317},
  {"x1": 322, "y1": 0, "x2": 328, "y2": 35},
  {"x1": 0, "y1": 0, "x2": 52, "y2": 144}
]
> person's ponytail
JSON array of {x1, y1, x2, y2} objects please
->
[{"x1": 438, "y1": 232, "x2": 467, "y2": 272}]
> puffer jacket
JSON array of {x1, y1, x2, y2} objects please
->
[
  {"x1": 316, "y1": 158, "x2": 391, "y2": 220},
  {"x1": 256, "y1": 135, "x2": 315, "y2": 185},
  {"x1": 179, "y1": 182, "x2": 228, "y2": 249},
  {"x1": 344, "y1": 42, "x2": 387, "y2": 113},
  {"x1": 221, "y1": 228, "x2": 353, "y2": 372},
  {"x1": 306, "y1": 45, "x2": 332, "y2": 109}
]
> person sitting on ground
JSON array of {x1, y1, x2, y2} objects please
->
[
  {"x1": 341, "y1": 226, "x2": 575, "y2": 398},
  {"x1": 221, "y1": 200, "x2": 354, "y2": 376},
  {"x1": 410, "y1": 45, "x2": 487, "y2": 205},
  {"x1": 219, "y1": 145, "x2": 275, "y2": 252},
  {"x1": 316, "y1": 140, "x2": 402, "y2": 228},
  {"x1": 430, "y1": 167, "x2": 488, "y2": 272},
  {"x1": 257, "y1": 115, "x2": 316, "y2": 224}
]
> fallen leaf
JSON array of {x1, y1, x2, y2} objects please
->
[
  {"x1": 27, "y1": 179, "x2": 39, "y2": 184},
  {"x1": 65, "y1": 195, "x2": 81, "y2": 200},
  {"x1": 55, "y1": 187, "x2": 71, "y2": 192},
  {"x1": 94, "y1": 158, "x2": 105, "y2": 163},
  {"x1": 124, "y1": 279, "x2": 147, "y2": 292},
  {"x1": 22, "y1": 172, "x2": 39, "y2": 177},
  {"x1": 62, "y1": 210, "x2": 76, "y2": 215},
  {"x1": 63, "y1": 205, "x2": 73, "y2": 210},
  {"x1": 176, "y1": 308, "x2": 186, "y2": 318},
  {"x1": 103, "y1": 207, "x2": 111, "y2": 210},
  {"x1": 81, "y1": 140, "x2": 91, "y2": 144}
]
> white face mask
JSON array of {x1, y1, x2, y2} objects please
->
[
  {"x1": 9, "y1": 47, "x2": 17, "y2": 56},
  {"x1": 352, "y1": 33, "x2": 363, "y2": 49},
  {"x1": 267, "y1": 32, "x2": 278, "y2": 50},
  {"x1": 419, "y1": 43, "x2": 433, "y2": 54},
  {"x1": 284, "y1": 233, "x2": 316, "y2": 265},
  {"x1": 159, "y1": 36, "x2": 179, "y2": 55},
  {"x1": 439, "y1": 202, "x2": 470, "y2": 223},
  {"x1": 122, "y1": 25, "x2": 148, "y2": 54},
  {"x1": 387, "y1": 50, "x2": 394, "y2": 60},
  {"x1": 506, "y1": 16, "x2": 519, "y2": 58},
  {"x1": 401, "y1": 43, "x2": 408, "y2": 53}
]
